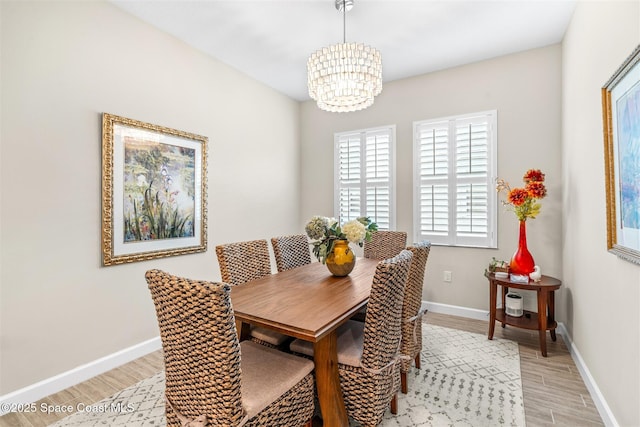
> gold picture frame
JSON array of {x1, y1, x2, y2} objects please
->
[
  {"x1": 102, "y1": 113, "x2": 208, "y2": 266},
  {"x1": 602, "y1": 44, "x2": 640, "y2": 265}
]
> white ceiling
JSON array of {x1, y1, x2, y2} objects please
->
[{"x1": 111, "y1": 0, "x2": 577, "y2": 102}]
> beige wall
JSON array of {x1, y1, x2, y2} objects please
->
[
  {"x1": 301, "y1": 45, "x2": 563, "y2": 312},
  {"x1": 2, "y1": 1, "x2": 639, "y2": 424},
  {"x1": 0, "y1": 1, "x2": 301, "y2": 394},
  {"x1": 562, "y1": 1, "x2": 640, "y2": 425}
]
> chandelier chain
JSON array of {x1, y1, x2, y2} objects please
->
[{"x1": 342, "y1": 0, "x2": 346, "y2": 43}]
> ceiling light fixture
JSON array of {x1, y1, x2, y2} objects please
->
[{"x1": 307, "y1": 0, "x2": 382, "y2": 113}]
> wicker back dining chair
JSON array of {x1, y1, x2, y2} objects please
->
[
  {"x1": 352, "y1": 230, "x2": 408, "y2": 322},
  {"x1": 215, "y1": 239, "x2": 290, "y2": 348},
  {"x1": 399, "y1": 241, "x2": 431, "y2": 394},
  {"x1": 290, "y1": 250, "x2": 413, "y2": 427},
  {"x1": 145, "y1": 270, "x2": 315, "y2": 427},
  {"x1": 363, "y1": 230, "x2": 407, "y2": 260},
  {"x1": 215, "y1": 239, "x2": 272, "y2": 286},
  {"x1": 270, "y1": 234, "x2": 312, "y2": 272}
]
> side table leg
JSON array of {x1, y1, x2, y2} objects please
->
[
  {"x1": 549, "y1": 290, "x2": 557, "y2": 342},
  {"x1": 488, "y1": 280, "x2": 497, "y2": 340},
  {"x1": 537, "y1": 289, "x2": 548, "y2": 357},
  {"x1": 501, "y1": 286, "x2": 508, "y2": 328}
]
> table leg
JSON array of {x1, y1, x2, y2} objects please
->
[
  {"x1": 549, "y1": 290, "x2": 557, "y2": 342},
  {"x1": 537, "y1": 289, "x2": 548, "y2": 357},
  {"x1": 314, "y1": 331, "x2": 349, "y2": 427},
  {"x1": 235, "y1": 320, "x2": 251, "y2": 342},
  {"x1": 488, "y1": 280, "x2": 497, "y2": 340}
]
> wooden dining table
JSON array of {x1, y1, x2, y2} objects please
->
[{"x1": 230, "y1": 257, "x2": 380, "y2": 427}]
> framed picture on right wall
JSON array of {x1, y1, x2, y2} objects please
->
[{"x1": 602, "y1": 44, "x2": 640, "y2": 265}]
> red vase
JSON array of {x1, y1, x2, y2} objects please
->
[{"x1": 510, "y1": 220, "x2": 535, "y2": 275}]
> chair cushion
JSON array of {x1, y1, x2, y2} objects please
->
[
  {"x1": 289, "y1": 320, "x2": 364, "y2": 368},
  {"x1": 250, "y1": 326, "x2": 290, "y2": 346},
  {"x1": 240, "y1": 341, "x2": 314, "y2": 419}
]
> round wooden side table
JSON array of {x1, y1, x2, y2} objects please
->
[{"x1": 485, "y1": 271, "x2": 561, "y2": 357}]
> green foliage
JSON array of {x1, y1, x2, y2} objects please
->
[
  {"x1": 124, "y1": 181, "x2": 193, "y2": 241},
  {"x1": 487, "y1": 257, "x2": 509, "y2": 272}
]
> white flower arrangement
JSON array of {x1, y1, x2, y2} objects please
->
[
  {"x1": 304, "y1": 216, "x2": 377, "y2": 264},
  {"x1": 342, "y1": 220, "x2": 367, "y2": 243}
]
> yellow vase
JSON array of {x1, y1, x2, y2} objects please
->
[{"x1": 326, "y1": 240, "x2": 356, "y2": 277}]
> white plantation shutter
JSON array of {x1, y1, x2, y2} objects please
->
[
  {"x1": 338, "y1": 134, "x2": 362, "y2": 222},
  {"x1": 414, "y1": 112, "x2": 497, "y2": 247},
  {"x1": 335, "y1": 126, "x2": 395, "y2": 230},
  {"x1": 416, "y1": 121, "x2": 450, "y2": 236}
]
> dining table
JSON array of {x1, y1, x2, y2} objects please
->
[{"x1": 229, "y1": 257, "x2": 380, "y2": 427}]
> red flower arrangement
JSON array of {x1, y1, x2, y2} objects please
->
[{"x1": 497, "y1": 169, "x2": 547, "y2": 221}]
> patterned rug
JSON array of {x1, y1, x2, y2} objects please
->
[
  {"x1": 50, "y1": 324, "x2": 525, "y2": 427},
  {"x1": 377, "y1": 325, "x2": 524, "y2": 426}
]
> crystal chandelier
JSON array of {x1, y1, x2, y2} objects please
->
[{"x1": 307, "y1": 0, "x2": 382, "y2": 113}]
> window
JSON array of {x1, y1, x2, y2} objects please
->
[
  {"x1": 335, "y1": 126, "x2": 396, "y2": 230},
  {"x1": 413, "y1": 111, "x2": 497, "y2": 247}
]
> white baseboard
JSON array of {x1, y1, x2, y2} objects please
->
[
  {"x1": 425, "y1": 301, "x2": 490, "y2": 321},
  {"x1": 0, "y1": 337, "x2": 161, "y2": 416},
  {"x1": 425, "y1": 300, "x2": 617, "y2": 427},
  {"x1": 556, "y1": 324, "x2": 618, "y2": 427}
]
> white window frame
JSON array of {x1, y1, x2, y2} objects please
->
[
  {"x1": 334, "y1": 125, "x2": 396, "y2": 230},
  {"x1": 413, "y1": 111, "x2": 497, "y2": 248}
]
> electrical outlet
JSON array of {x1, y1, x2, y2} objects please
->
[{"x1": 443, "y1": 271, "x2": 452, "y2": 282}]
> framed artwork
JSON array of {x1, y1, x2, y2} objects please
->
[
  {"x1": 102, "y1": 113, "x2": 208, "y2": 266},
  {"x1": 602, "y1": 44, "x2": 640, "y2": 265}
]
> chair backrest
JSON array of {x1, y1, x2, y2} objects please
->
[
  {"x1": 403, "y1": 241, "x2": 431, "y2": 321},
  {"x1": 361, "y1": 250, "x2": 413, "y2": 370},
  {"x1": 215, "y1": 239, "x2": 271, "y2": 286},
  {"x1": 364, "y1": 230, "x2": 407, "y2": 260},
  {"x1": 145, "y1": 269, "x2": 245, "y2": 425},
  {"x1": 271, "y1": 234, "x2": 312, "y2": 272}
]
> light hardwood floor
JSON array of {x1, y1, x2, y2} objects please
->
[{"x1": 0, "y1": 312, "x2": 604, "y2": 426}]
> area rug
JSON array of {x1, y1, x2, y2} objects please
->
[
  {"x1": 50, "y1": 324, "x2": 524, "y2": 427},
  {"x1": 376, "y1": 325, "x2": 524, "y2": 426}
]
